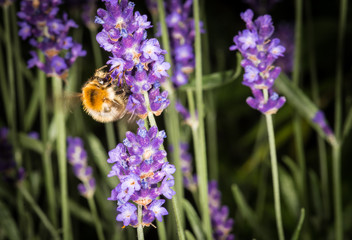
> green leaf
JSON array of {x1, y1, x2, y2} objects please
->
[
  {"x1": 291, "y1": 209, "x2": 305, "y2": 240},
  {"x1": 279, "y1": 167, "x2": 299, "y2": 216},
  {"x1": 69, "y1": 199, "x2": 94, "y2": 225},
  {"x1": 185, "y1": 230, "x2": 197, "y2": 240},
  {"x1": 24, "y1": 85, "x2": 40, "y2": 132},
  {"x1": 179, "y1": 52, "x2": 242, "y2": 91},
  {"x1": 276, "y1": 74, "x2": 337, "y2": 146},
  {"x1": 86, "y1": 134, "x2": 118, "y2": 189},
  {"x1": 0, "y1": 201, "x2": 20, "y2": 240},
  {"x1": 231, "y1": 184, "x2": 271, "y2": 239},
  {"x1": 18, "y1": 132, "x2": 44, "y2": 154},
  {"x1": 308, "y1": 170, "x2": 323, "y2": 220},
  {"x1": 183, "y1": 199, "x2": 205, "y2": 240}
]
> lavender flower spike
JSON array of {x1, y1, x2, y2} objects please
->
[
  {"x1": 18, "y1": 0, "x2": 86, "y2": 79},
  {"x1": 107, "y1": 119, "x2": 175, "y2": 227},
  {"x1": 95, "y1": 0, "x2": 170, "y2": 119},
  {"x1": 67, "y1": 137, "x2": 96, "y2": 198},
  {"x1": 230, "y1": 9, "x2": 286, "y2": 114}
]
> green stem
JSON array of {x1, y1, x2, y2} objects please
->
[
  {"x1": 4, "y1": 4, "x2": 20, "y2": 167},
  {"x1": 332, "y1": 143, "x2": 342, "y2": 240},
  {"x1": 39, "y1": 61, "x2": 57, "y2": 227},
  {"x1": 105, "y1": 122, "x2": 117, "y2": 150},
  {"x1": 53, "y1": 76, "x2": 70, "y2": 240},
  {"x1": 11, "y1": 5, "x2": 26, "y2": 127},
  {"x1": 264, "y1": 88, "x2": 285, "y2": 240},
  {"x1": 156, "y1": 0, "x2": 185, "y2": 230},
  {"x1": 293, "y1": 0, "x2": 307, "y2": 210},
  {"x1": 142, "y1": 92, "x2": 185, "y2": 240},
  {"x1": 265, "y1": 113, "x2": 285, "y2": 240},
  {"x1": 193, "y1": 0, "x2": 212, "y2": 239},
  {"x1": 205, "y1": 92, "x2": 218, "y2": 180},
  {"x1": 137, "y1": 205, "x2": 144, "y2": 240},
  {"x1": 87, "y1": 196, "x2": 105, "y2": 240},
  {"x1": 19, "y1": 184, "x2": 60, "y2": 239},
  {"x1": 0, "y1": 38, "x2": 11, "y2": 124},
  {"x1": 89, "y1": 28, "x2": 103, "y2": 67},
  {"x1": 333, "y1": 0, "x2": 347, "y2": 238},
  {"x1": 306, "y1": 0, "x2": 330, "y2": 219}
]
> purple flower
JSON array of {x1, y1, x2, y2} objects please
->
[
  {"x1": 107, "y1": 120, "x2": 175, "y2": 227},
  {"x1": 312, "y1": 111, "x2": 334, "y2": 137},
  {"x1": 95, "y1": 0, "x2": 170, "y2": 119},
  {"x1": 116, "y1": 202, "x2": 138, "y2": 226},
  {"x1": 208, "y1": 181, "x2": 235, "y2": 240},
  {"x1": 67, "y1": 137, "x2": 96, "y2": 198},
  {"x1": 148, "y1": 199, "x2": 168, "y2": 222},
  {"x1": 155, "y1": 0, "x2": 203, "y2": 87},
  {"x1": 18, "y1": 0, "x2": 86, "y2": 79},
  {"x1": 0, "y1": 128, "x2": 25, "y2": 183},
  {"x1": 238, "y1": 30, "x2": 258, "y2": 50},
  {"x1": 230, "y1": 9, "x2": 286, "y2": 114}
]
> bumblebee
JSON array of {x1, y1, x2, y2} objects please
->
[{"x1": 81, "y1": 66, "x2": 131, "y2": 123}]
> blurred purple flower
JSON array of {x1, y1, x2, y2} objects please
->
[
  {"x1": 67, "y1": 137, "x2": 96, "y2": 198},
  {"x1": 0, "y1": 128, "x2": 25, "y2": 183},
  {"x1": 18, "y1": 0, "x2": 86, "y2": 79}
]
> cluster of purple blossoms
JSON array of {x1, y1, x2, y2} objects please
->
[
  {"x1": 208, "y1": 181, "x2": 235, "y2": 240},
  {"x1": 230, "y1": 9, "x2": 286, "y2": 115},
  {"x1": 94, "y1": 0, "x2": 170, "y2": 119},
  {"x1": 107, "y1": 120, "x2": 176, "y2": 227},
  {"x1": 17, "y1": 0, "x2": 86, "y2": 79},
  {"x1": 0, "y1": 128, "x2": 25, "y2": 183},
  {"x1": 163, "y1": 0, "x2": 200, "y2": 87},
  {"x1": 178, "y1": 142, "x2": 234, "y2": 239},
  {"x1": 67, "y1": 137, "x2": 96, "y2": 198}
]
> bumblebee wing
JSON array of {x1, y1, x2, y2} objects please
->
[{"x1": 63, "y1": 92, "x2": 82, "y2": 113}]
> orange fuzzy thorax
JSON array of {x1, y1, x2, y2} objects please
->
[{"x1": 81, "y1": 84, "x2": 108, "y2": 112}]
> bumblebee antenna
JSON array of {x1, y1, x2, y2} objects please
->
[{"x1": 95, "y1": 65, "x2": 108, "y2": 72}]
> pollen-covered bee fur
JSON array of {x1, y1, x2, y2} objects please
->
[{"x1": 81, "y1": 66, "x2": 132, "y2": 123}]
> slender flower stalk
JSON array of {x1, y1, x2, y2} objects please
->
[
  {"x1": 154, "y1": 1, "x2": 185, "y2": 228},
  {"x1": 53, "y1": 76, "x2": 70, "y2": 240},
  {"x1": 193, "y1": 0, "x2": 212, "y2": 238},
  {"x1": 39, "y1": 58, "x2": 57, "y2": 226},
  {"x1": 333, "y1": 0, "x2": 347, "y2": 239},
  {"x1": 306, "y1": 2, "x2": 330, "y2": 218},
  {"x1": 230, "y1": 9, "x2": 286, "y2": 240},
  {"x1": 67, "y1": 137, "x2": 105, "y2": 240}
]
